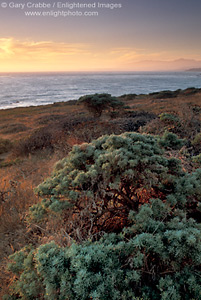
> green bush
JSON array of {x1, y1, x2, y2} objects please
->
[
  {"x1": 149, "y1": 89, "x2": 181, "y2": 99},
  {"x1": 141, "y1": 113, "x2": 182, "y2": 137},
  {"x1": 4, "y1": 133, "x2": 201, "y2": 299},
  {"x1": 159, "y1": 113, "x2": 181, "y2": 125},
  {"x1": 118, "y1": 93, "x2": 137, "y2": 101},
  {"x1": 29, "y1": 132, "x2": 184, "y2": 240},
  {"x1": 192, "y1": 133, "x2": 201, "y2": 155},
  {"x1": 77, "y1": 93, "x2": 125, "y2": 117},
  {"x1": 192, "y1": 154, "x2": 201, "y2": 166},
  {"x1": 192, "y1": 133, "x2": 201, "y2": 146},
  {"x1": 5, "y1": 199, "x2": 201, "y2": 300},
  {"x1": 158, "y1": 131, "x2": 186, "y2": 150}
]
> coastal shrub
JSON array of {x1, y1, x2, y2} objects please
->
[
  {"x1": 172, "y1": 168, "x2": 201, "y2": 222},
  {"x1": 192, "y1": 154, "x2": 201, "y2": 166},
  {"x1": 118, "y1": 111, "x2": 156, "y2": 132},
  {"x1": 141, "y1": 113, "x2": 182, "y2": 137},
  {"x1": 181, "y1": 87, "x2": 201, "y2": 96},
  {"x1": 158, "y1": 131, "x2": 186, "y2": 150},
  {"x1": 159, "y1": 113, "x2": 181, "y2": 126},
  {"x1": 70, "y1": 120, "x2": 122, "y2": 144},
  {"x1": 28, "y1": 132, "x2": 186, "y2": 240},
  {"x1": 5, "y1": 199, "x2": 201, "y2": 300},
  {"x1": 4, "y1": 132, "x2": 201, "y2": 299},
  {"x1": 178, "y1": 104, "x2": 201, "y2": 139},
  {"x1": 59, "y1": 115, "x2": 94, "y2": 133},
  {"x1": 148, "y1": 88, "x2": 201, "y2": 100},
  {"x1": 142, "y1": 107, "x2": 200, "y2": 141},
  {"x1": 12, "y1": 116, "x2": 122, "y2": 157},
  {"x1": 192, "y1": 133, "x2": 201, "y2": 154},
  {"x1": 150, "y1": 89, "x2": 181, "y2": 99},
  {"x1": 13, "y1": 127, "x2": 54, "y2": 156},
  {"x1": 125, "y1": 110, "x2": 156, "y2": 120},
  {"x1": 109, "y1": 111, "x2": 119, "y2": 119},
  {"x1": 109, "y1": 111, "x2": 156, "y2": 135},
  {"x1": 0, "y1": 138, "x2": 12, "y2": 154},
  {"x1": 77, "y1": 93, "x2": 125, "y2": 117},
  {"x1": 192, "y1": 105, "x2": 201, "y2": 115},
  {"x1": 121, "y1": 118, "x2": 147, "y2": 132},
  {"x1": 139, "y1": 118, "x2": 165, "y2": 136},
  {"x1": 118, "y1": 93, "x2": 137, "y2": 101}
]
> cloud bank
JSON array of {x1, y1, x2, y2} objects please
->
[{"x1": 1, "y1": 38, "x2": 201, "y2": 72}]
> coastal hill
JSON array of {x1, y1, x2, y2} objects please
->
[
  {"x1": 186, "y1": 68, "x2": 201, "y2": 72},
  {"x1": 0, "y1": 87, "x2": 201, "y2": 299}
]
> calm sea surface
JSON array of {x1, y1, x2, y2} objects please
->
[{"x1": 0, "y1": 72, "x2": 200, "y2": 109}]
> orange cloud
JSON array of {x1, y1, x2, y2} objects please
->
[
  {"x1": 1, "y1": 38, "x2": 201, "y2": 72},
  {"x1": 0, "y1": 38, "x2": 93, "y2": 71},
  {"x1": 0, "y1": 38, "x2": 90, "y2": 58},
  {"x1": 109, "y1": 47, "x2": 172, "y2": 63}
]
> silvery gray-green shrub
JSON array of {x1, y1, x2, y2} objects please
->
[
  {"x1": 78, "y1": 93, "x2": 124, "y2": 117},
  {"x1": 4, "y1": 132, "x2": 201, "y2": 299},
  {"x1": 30, "y1": 132, "x2": 186, "y2": 240},
  {"x1": 4, "y1": 200, "x2": 201, "y2": 300}
]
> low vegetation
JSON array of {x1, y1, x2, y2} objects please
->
[
  {"x1": 0, "y1": 88, "x2": 200, "y2": 299},
  {"x1": 78, "y1": 93, "x2": 125, "y2": 117},
  {"x1": 0, "y1": 138, "x2": 12, "y2": 155}
]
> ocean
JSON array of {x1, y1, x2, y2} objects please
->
[{"x1": 0, "y1": 71, "x2": 200, "y2": 110}]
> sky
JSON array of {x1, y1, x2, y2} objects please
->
[{"x1": 0, "y1": 0, "x2": 201, "y2": 72}]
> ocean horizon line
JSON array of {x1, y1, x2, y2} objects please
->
[{"x1": 0, "y1": 70, "x2": 192, "y2": 76}]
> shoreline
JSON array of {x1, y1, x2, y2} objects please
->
[
  {"x1": 0, "y1": 86, "x2": 200, "y2": 145},
  {"x1": 0, "y1": 99, "x2": 77, "y2": 112},
  {"x1": 0, "y1": 86, "x2": 200, "y2": 112}
]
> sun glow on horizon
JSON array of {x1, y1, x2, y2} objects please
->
[{"x1": 1, "y1": 37, "x2": 201, "y2": 72}]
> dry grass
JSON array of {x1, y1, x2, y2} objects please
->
[
  {"x1": 0, "y1": 90, "x2": 200, "y2": 297},
  {"x1": 0, "y1": 154, "x2": 60, "y2": 297},
  {"x1": 125, "y1": 90, "x2": 201, "y2": 117},
  {"x1": 0, "y1": 101, "x2": 81, "y2": 141}
]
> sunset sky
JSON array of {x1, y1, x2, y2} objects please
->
[{"x1": 0, "y1": 0, "x2": 201, "y2": 72}]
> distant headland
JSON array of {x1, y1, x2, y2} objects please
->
[{"x1": 186, "y1": 68, "x2": 201, "y2": 72}]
